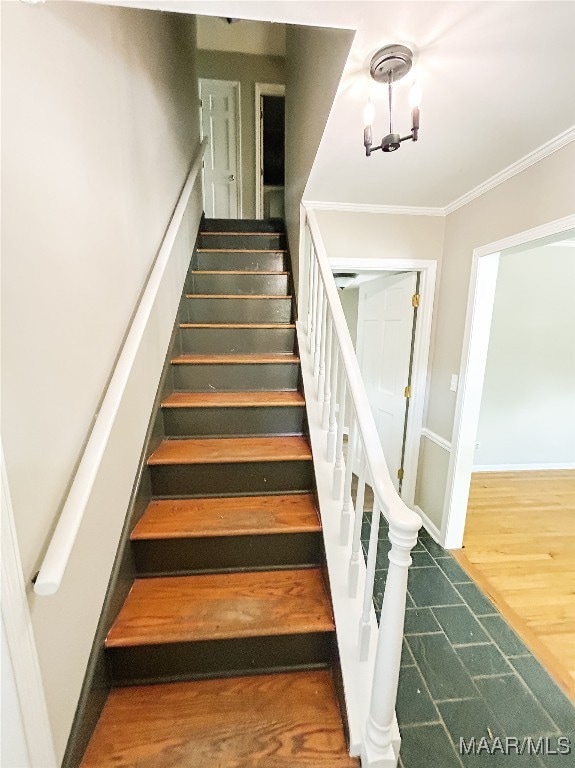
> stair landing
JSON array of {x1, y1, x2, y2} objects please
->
[{"x1": 81, "y1": 670, "x2": 359, "y2": 768}]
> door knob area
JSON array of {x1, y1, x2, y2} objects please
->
[{"x1": 229, "y1": 174, "x2": 235, "y2": 181}]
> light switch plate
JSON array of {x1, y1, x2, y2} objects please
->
[{"x1": 450, "y1": 374, "x2": 458, "y2": 392}]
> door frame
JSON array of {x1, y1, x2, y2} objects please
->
[
  {"x1": 199, "y1": 78, "x2": 243, "y2": 218},
  {"x1": 329, "y1": 256, "x2": 437, "y2": 507},
  {"x1": 442, "y1": 212, "x2": 575, "y2": 549},
  {"x1": 255, "y1": 83, "x2": 285, "y2": 219}
]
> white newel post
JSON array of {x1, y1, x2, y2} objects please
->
[{"x1": 362, "y1": 520, "x2": 419, "y2": 768}]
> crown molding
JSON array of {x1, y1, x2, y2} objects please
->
[
  {"x1": 303, "y1": 200, "x2": 446, "y2": 217},
  {"x1": 445, "y1": 126, "x2": 575, "y2": 215}
]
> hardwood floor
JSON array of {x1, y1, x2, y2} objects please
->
[{"x1": 454, "y1": 469, "x2": 575, "y2": 702}]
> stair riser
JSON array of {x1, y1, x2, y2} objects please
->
[
  {"x1": 199, "y1": 233, "x2": 286, "y2": 250},
  {"x1": 172, "y1": 362, "x2": 300, "y2": 392},
  {"x1": 107, "y1": 632, "x2": 332, "y2": 685},
  {"x1": 183, "y1": 297, "x2": 292, "y2": 324},
  {"x1": 132, "y1": 532, "x2": 322, "y2": 575},
  {"x1": 195, "y1": 252, "x2": 286, "y2": 272},
  {"x1": 162, "y1": 405, "x2": 306, "y2": 437},
  {"x1": 179, "y1": 327, "x2": 295, "y2": 355},
  {"x1": 187, "y1": 273, "x2": 289, "y2": 296},
  {"x1": 149, "y1": 460, "x2": 314, "y2": 496},
  {"x1": 202, "y1": 218, "x2": 284, "y2": 233}
]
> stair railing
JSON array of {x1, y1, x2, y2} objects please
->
[
  {"x1": 297, "y1": 206, "x2": 422, "y2": 767},
  {"x1": 33, "y1": 138, "x2": 208, "y2": 596}
]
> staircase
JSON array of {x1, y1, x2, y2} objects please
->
[{"x1": 81, "y1": 219, "x2": 358, "y2": 767}]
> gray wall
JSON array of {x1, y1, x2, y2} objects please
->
[
  {"x1": 285, "y1": 26, "x2": 354, "y2": 288},
  {"x1": 197, "y1": 50, "x2": 285, "y2": 219},
  {"x1": 475, "y1": 244, "x2": 575, "y2": 468},
  {"x1": 1, "y1": 3, "x2": 202, "y2": 758},
  {"x1": 339, "y1": 287, "x2": 359, "y2": 346}
]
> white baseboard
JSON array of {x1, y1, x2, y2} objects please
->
[
  {"x1": 413, "y1": 505, "x2": 442, "y2": 544},
  {"x1": 473, "y1": 462, "x2": 575, "y2": 472}
]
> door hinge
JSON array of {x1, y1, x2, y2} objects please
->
[
  {"x1": 404, "y1": 385, "x2": 411, "y2": 398},
  {"x1": 199, "y1": 98, "x2": 203, "y2": 108},
  {"x1": 412, "y1": 293, "x2": 420, "y2": 308},
  {"x1": 397, "y1": 468, "x2": 404, "y2": 481}
]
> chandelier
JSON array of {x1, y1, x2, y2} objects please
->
[{"x1": 363, "y1": 44, "x2": 421, "y2": 156}]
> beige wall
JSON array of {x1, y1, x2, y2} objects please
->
[
  {"x1": 197, "y1": 15, "x2": 286, "y2": 56},
  {"x1": 475, "y1": 244, "x2": 575, "y2": 468},
  {"x1": 339, "y1": 287, "x2": 359, "y2": 346},
  {"x1": 1, "y1": 3, "x2": 202, "y2": 758},
  {"x1": 197, "y1": 50, "x2": 285, "y2": 219},
  {"x1": 285, "y1": 26, "x2": 354, "y2": 286}
]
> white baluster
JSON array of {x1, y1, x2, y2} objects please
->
[
  {"x1": 305, "y1": 231, "x2": 314, "y2": 337},
  {"x1": 317, "y1": 289, "x2": 328, "y2": 400},
  {"x1": 340, "y1": 416, "x2": 357, "y2": 545},
  {"x1": 308, "y1": 255, "x2": 317, "y2": 353},
  {"x1": 322, "y1": 315, "x2": 333, "y2": 430},
  {"x1": 332, "y1": 368, "x2": 347, "y2": 498},
  {"x1": 348, "y1": 456, "x2": 367, "y2": 597},
  {"x1": 327, "y1": 345, "x2": 339, "y2": 460},
  {"x1": 359, "y1": 498, "x2": 382, "y2": 661},
  {"x1": 362, "y1": 521, "x2": 419, "y2": 768},
  {"x1": 313, "y1": 282, "x2": 323, "y2": 377}
]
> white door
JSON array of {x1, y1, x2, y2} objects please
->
[
  {"x1": 200, "y1": 79, "x2": 241, "y2": 218},
  {"x1": 356, "y1": 272, "x2": 418, "y2": 492}
]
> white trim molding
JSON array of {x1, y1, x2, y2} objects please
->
[
  {"x1": 445, "y1": 126, "x2": 575, "y2": 214},
  {"x1": 304, "y1": 199, "x2": 446, "y2": 217},
  {"x1": 414, "y1": 505, "x2": 441, "y2": 544},
  {"x1": 1, "y1": 443, "x2": 57, "y2": 767},
  {"x1": 421, "y1": 428, "x2": 451, "y2": 453},
  {"x1": 473, "y1": 463, "x2": 575, "y2": 473}
]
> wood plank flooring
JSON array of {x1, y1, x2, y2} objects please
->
[
  {"x1": 80, "y1": 670, "x2": 359, "y2": 768},
  {"x1": 106, "y1": 568, "x2": 334, "y2": 647},
  {"x1": 454, "y1": 469, "x2": 575, "y2": 701}
]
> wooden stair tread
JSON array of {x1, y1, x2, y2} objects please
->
[
  {"x1": 197, "y1": 248, "x2": 287, "y2": 253},
  {"x1": 162, "y1": 391, "x2": 305, "y2": 408},
  {"x1": 132, "y1": 493, "x2": 320, "y2": 540},
  {"x1": 191, "y1": 270, "x2": 289, "y2": 275},
  {"x1": 201, "y1": 231, "x2": 285, "y2": 236},
  {"x1": 187, "y1": 294, "x2": 292, "y2": 299},
  {"x1": 148, "y1": 436, "x2": 312, "y2": 465},
  {"x1": 171, "y1": 353, "x2": 299, "y2": 364},
  {"x1": 179, "y1": 322, "x2": 295, "y2": 329},
  {"x1": 81, "y1": 670, "x2": 359, "y2": 767},
  {"x1": 106, "y1": 568, "x2": 334, "y2": 647}
]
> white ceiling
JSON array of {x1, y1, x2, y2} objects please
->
[{"x1": 96, "y1": 0, "x2": 575, "y2": 209}]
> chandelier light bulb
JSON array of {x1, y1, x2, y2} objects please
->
[
  {"x1": 363, "y1": 99, "x2": 375, "y2": 127},
  {"x1": 409, "y1": 80, "x2": 422, "y2": 108}
]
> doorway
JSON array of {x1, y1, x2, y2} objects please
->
[
  {"x1": 200, "y1": 79, "x2": 242, "y2": 218},
  {"x1": 330, "y1": 256, "x2": 437, "y2": 507},
  {"x1": 442, "y1": 213, "x2": 575, "y2": 550},
  {"x1": 255, "y1": 83, "x2": 285, "y2": 219}
]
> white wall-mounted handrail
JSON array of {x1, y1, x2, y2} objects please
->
[
  {"x1": 34, "y1": 138, "x2": 208, "y2": 596},
  {"x1": 306, "y1": 208, "x2": 420, "y2": 532}
]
